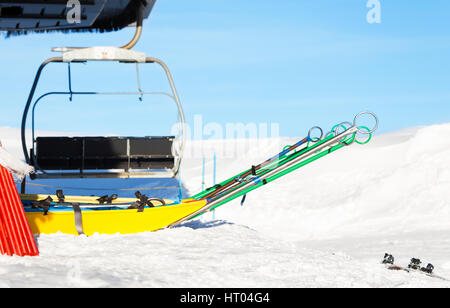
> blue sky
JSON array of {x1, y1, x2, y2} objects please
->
[{"x1": 1, "y1": 0, "x2": 450, "y2": 137}]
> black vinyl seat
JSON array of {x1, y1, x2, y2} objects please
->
[{"x1": 32, "y1": 136, "x2": 175, "y2": 174}]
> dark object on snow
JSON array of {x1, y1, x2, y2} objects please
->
[
  {"x1": 421, "y1": 263, "x2": 435, "y2": 274},
  {"x1": 383, "y1": 254, "x2": 446, "y2": 280},
  {"x1": 408, "y1": 258, "x2": 422, "y2": 270},
  {"x1": 0, "y1": 0, "x2": 156, "y2": 36},
  {"x1": 382, "y1": 253, "x2": 395, "y2": 265}
]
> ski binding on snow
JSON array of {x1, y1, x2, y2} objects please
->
[{"x1": 382, "y1": 253, "x2": 448, "y2": 282}]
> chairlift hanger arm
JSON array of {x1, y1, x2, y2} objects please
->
[{"x1": 121, "y1": 9, "x2": 143, "y2": 50}]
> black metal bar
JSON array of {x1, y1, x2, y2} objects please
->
[
  {"x1": 81, "y1": 138, "x2": 85, "y2": 176},
  {"x1": 20, "y1": 177, "x2": 26, "y2": 194},
  {"x1": 21, "y1": 57, "x2": 63, "y2": 164}
]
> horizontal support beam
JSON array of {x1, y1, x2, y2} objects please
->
[{"x1": 31, "y1": 171, "x2": 176, "y2": 179}]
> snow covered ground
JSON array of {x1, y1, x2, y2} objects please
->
[{"x1": 1, "y1": 123, "x2": 450, "y2": 288}]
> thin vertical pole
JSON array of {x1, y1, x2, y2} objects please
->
[
  {"x1": 68, "y1": 63, "x2": 73, "y2": 102},
  {"x1": 202, "y1": 157, "x2": 206, "y2": 191},
  {"x1": 178, "y1": 168, "x2": 183, "y2": 203},
  {"x1": 21, "y1": 177, "x2": 26, "y2": 194},
  {"x1": 213, "y1": 153, "x2": 217, "y2": 186},
  {"x1": 212, "y1": 153, "x2": 217, "y2": 220}
]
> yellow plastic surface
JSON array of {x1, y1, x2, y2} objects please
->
[{"x1": 25, "y1": 200, "x2": 207, "y2": 236}]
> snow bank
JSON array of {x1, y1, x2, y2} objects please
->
[
  {"x1": 181, "y1": 124, "x2": 450, "y2": 241},
  {"x1": 1, "y1": 223, "x2": 448, "y2": 288},
  {"x1": 0, "y1": 124, "x2": 449, "y2": 287}
]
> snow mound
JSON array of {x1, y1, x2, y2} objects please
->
[
  {"x1": 181, "y1": 123, "x2": 450, "y2": 241},
  {"x1": 1, "y1": 124, "x2": 450, "y2": 287}
]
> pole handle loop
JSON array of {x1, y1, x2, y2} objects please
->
[
  {"x1": 307, "y1": 126, "x2": 324, "y2": 143},
  {"x1": 354, "y1": 111, "x2": 378, "y2": 135}
]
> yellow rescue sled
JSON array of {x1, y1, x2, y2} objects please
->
[{"x1": 23, "y1": 196, "x2": 206, "y2": 236}]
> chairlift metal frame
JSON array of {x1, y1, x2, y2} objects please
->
[{"x1": 21, "y1": 50, "x2": 186, "y2": 183}]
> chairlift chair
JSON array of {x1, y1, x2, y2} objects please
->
[{"x1": 21, "y1": 46, "x2": 186, "y2": 186}]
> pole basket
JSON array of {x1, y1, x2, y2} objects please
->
[{"x1": 0, "y1": 165, "x2": 39, "y2": 257}]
